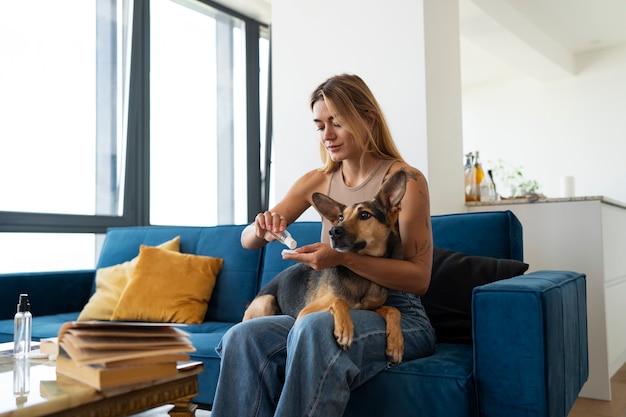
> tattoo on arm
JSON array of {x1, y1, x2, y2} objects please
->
[
  {"x1": 402, "y1": 168, "x2": 432, "y2": 263},
  {"x1": 406, "y1": 170, "x2": 420, "y2": 181},
  {"x1": 406, "y1": 238, "x2": 432, "y2": 262}
]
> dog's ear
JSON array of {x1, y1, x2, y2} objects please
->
[
  {"x1": 377, "y1": 170, "x2": 407, "y2": 210},
  {"x1": 312, "y1": 192, "x2": 346, "y2": 223}
]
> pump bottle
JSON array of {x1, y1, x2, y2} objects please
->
[
  {"x1": 270, "y1": 230, "x2": 297, "y2": 249},
  {"x1": 13, "y1": 294, "x2": 32, "y2": 357}
]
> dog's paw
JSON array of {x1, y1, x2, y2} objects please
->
[
  {"x1": 333, "y1": 320, "x2": 354, "y2": 351},
  {"x1": 335, "y1": 331, "x2": 353, "y2": 351},
  {"x1": 386, "y1": 343, "x2": 404, "y2": 365},
  {"x1": 386, "y1": 332, "x2": 404, "y2": 365}
]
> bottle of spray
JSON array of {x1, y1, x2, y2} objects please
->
[
  {"x1": 13, "y1": 294, "x2": 32, "y2": 357},
  {"x1": 270, "y1": 230, "x2": 297, "y2": 249}
]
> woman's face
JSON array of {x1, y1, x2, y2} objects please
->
[{"x1": 312, "y1": 99, "x2": 360, "y2": 162}]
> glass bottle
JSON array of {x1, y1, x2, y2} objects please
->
[
  {"x1": 487, "y1": 169, "x2": 498, "y2": 201},
  {"x1": 13, "y1": 294, "x2": 32, "y2": 357},
  {"x1": 474, "y1": 151, "x2": 485, "y2": 200},
  {"x1": 464, "y1": 153, "x2": 477, "y2": 202}
]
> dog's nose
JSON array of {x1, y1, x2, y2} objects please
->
[{"x1": 329, "y1": 226, "x2": 344, "y2": 238}]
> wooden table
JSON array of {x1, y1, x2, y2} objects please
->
[{"x1": 0, "y1": 343, "x2": 203, "y2": 417}]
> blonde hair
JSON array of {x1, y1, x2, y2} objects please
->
[{"x1": 310, "y1": 74, "x2": 405, "y2": 173}]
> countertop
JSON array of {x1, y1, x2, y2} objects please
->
[{"x1": 466, "y1": 195, "x2": 626, "y2": 210}]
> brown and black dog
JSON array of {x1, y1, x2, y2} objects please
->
[{"x1": 243, "y1": 169, "x2": 407, "y2": 364}]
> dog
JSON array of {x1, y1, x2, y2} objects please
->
[{"x1": 243, "y1": 169, "x2": 407, "y2": 364}]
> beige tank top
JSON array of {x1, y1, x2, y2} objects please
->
[{"x1": 320, "y1": 159, "x2": 397, "y2": 242}]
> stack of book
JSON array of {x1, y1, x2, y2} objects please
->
[{"x1": 56, "y1": 321, "x2": 195, "y2": 390}]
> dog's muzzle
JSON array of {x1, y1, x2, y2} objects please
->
[{"x1": 329, "y1": 226, "x2": 366, "y2": 252}]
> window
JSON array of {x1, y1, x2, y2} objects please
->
[
  {"x1": 0, "y1": 0, "x2": 269, "y2": 272},
  {"x1": 150, "y1": 0, "x2": 249, "y2": 226},
  {"x1": 0, "y1": 1, "x2": 127, "y2": 216}
]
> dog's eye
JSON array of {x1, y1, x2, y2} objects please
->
[
  {"x1": 359, "y1": 211, "x2": 371, "y2": 220},
  {"x1": 338, "y1": 215, "x2": 344, "y2": 222}
]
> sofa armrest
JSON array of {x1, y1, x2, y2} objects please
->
[
  {"x1": 472, "y1": 270, "x2": 588, "y2": 417},
  {"x1": 0, "y1": 270, "x2": 95, "y2": 320}
]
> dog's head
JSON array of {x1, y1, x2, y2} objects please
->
[{"x1": 312, "y1": 169, "x2": 407, "y2": 259}]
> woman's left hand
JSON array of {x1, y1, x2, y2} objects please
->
[{"x1": 282, "y1": 242, "x2": 343, "y2": 271}]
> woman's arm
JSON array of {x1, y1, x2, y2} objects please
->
[{"x1": 285, "y1": 166, "x2": 433, "y2": 295}]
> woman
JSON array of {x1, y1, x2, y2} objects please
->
[{"x1": 211, "y1": 74, "x2": 435, "y2": 417}]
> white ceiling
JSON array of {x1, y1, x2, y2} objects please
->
[
  {"x1": 459, "y1": 0, "x2": 626, "y2": 85},
  {"x1": 215, "y1": 0, "x2": 626, "y2": 86}
]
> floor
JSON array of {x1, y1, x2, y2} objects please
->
[
  {"x1": 568, "y1": 362, "x2": 626, "y2": 417},
  {"x1": 131, "y1": 363, "x2": 626, "y2": 417}
]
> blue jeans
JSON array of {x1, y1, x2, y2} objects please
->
[{"x1": 211, "y1": 291, "x2": 435, "y2": 417}]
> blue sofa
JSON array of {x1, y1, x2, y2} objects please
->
[{"x1": 0, "y1": 210, "x2": 588, "y2": 417}]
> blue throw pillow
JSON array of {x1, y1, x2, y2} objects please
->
[{"x1": 422, "y1": 248, "x2": 529, "y2": 344}]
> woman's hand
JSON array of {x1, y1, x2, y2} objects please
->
[
  {"x1": 241, "y1": 211, "x2": 288, "y2": 250},
  {"x1": 282, "y1": 242, "x2": 343, "y2": 270},
  {"x1": 241, "y1": 168, "x2": 327, "y2": 251},
  {"x1": 254, "y1": 211, "x2": 287, "y2": 242}
]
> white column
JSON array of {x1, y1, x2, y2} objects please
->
[{"x1": 271, "y1": 0, "x2": 465, "y2": 217}]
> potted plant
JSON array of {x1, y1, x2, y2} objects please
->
[{"x1": 489, "y1": 159, "x2": 542, "y2": 199}]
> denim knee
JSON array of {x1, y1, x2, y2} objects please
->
[
  {"x1": 288, "y1": 312, "x2": 335, "y2": 346},
  {"x1": 216, "y1": 321, "x2": 246, "y2": 356},
  {"x1": 217, "y1": 315, "x2": 295, "y2": 357}
]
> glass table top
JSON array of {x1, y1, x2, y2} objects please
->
[{"x1": 0, "y1": 342, "x2": 97, "y2": 417}]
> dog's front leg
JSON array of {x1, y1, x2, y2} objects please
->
[
  {"x1": 329, "y1": 298, "x2": 353, "y2": 350},
  {"x1": 374, "y1": 306, "x2": 404, "y2": 364},
  {"x1": 298, "y1": 294, "x2": 354, "y2": 350}
]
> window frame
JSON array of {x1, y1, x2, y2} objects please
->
[{"x1": 0, "y1": 0, "x2": 269, "y2": 235}]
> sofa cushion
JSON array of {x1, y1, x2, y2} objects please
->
[
  {"x1": 77, "y1": 236, "x2": 181, "y2": 321},
  {"x1": 431, "y1": 210, "x2": 523, "y2": 261},
  {"x1": 422, "y1": 248, "x2": 529, "y2": 344},
  {"x1": 111, "y1": 246, "x2": 223, "y2": 324},
  {"x1": 95, "y1": 225, "x2": 261, "y2": 323}
]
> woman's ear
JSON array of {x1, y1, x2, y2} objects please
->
[{"x1": 366, "y1": 110, "x2": 377, "y2": 129}]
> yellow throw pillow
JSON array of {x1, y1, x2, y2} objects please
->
[
  {"x1": 77, "y1": 237, "x2": 181, "y2": 321},
  {"x1": 111, "y1": 246, "x2": 223, "y2": 324}
]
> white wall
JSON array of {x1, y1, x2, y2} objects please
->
[
  {"x1": 271, "y1": 0, "x2": 464, "y2": 218},
  {"x1": 462, "y1": 44, "x2": 626, "y2": 204}
]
